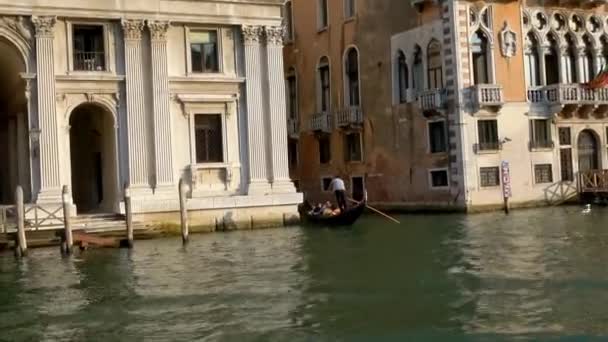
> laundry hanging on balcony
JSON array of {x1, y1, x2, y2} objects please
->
[{"x1": 582, "y1": 66, "x2": 608, "y2": 89}]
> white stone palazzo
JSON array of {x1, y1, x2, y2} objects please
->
[
  {"x1": 122, "y1": 20, "x2": 150, "y2": 191},
  {"x1": 148, "y1": 21, "x2": 174, "y2": 191},
  {"x1": 32, "y1": 16, "x2": 62, "y2": 202}
]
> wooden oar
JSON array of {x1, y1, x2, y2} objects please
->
[{"x1": 348, "y1": 198, "x2": 401, "y2": 224}]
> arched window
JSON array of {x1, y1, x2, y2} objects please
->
[
  {"x1": 397, "y1": 50, "x2": 408, "y2": 103},
  {"x1": 545, "y1": 33, "x2": 560, "y2": 85},
  {"x1": 318, "y1": 56, "x2": 330, "y2": 112},
  {"x1": 345, "y1": 48, "x2": 360, "y2": 106},
  {"x1": 286, "y1": 67, "x2": 297, "y2": 120},
  {"x1": 284, "y1": 1, "x2": 294, "y2": 41},
  {"x1": 471, "y1": 30, "x2": 490, "y2": 84},
  {"x1": 583, "y1": 35, "x2": 595, "y2": 82},
  {"x1": 413, "y1": 45, "x2": 424, "y2": 92},
  {"x1": 427, "y1": 39, "x2": 443, "y2": 89},
  {"x1": 524, "y1": 32, "x2": 541, "y2": 86},
  {"x1": 564, "y1": 34, "x2": 577, "y2": 83}
]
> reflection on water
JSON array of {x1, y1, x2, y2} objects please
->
[{"x1": 2, "y1": 206, "x2": 608, "y2": 340}]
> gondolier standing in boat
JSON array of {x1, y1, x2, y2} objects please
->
[{"x1": 329, "y1": 176, "x2": 347, "y2": 212}]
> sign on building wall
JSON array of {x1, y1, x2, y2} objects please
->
[{"x1": 501, "y1": 161, "x2": 512, "y2": 198}]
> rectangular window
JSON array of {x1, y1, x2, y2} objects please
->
[
  {"x1": 287, "y1": 75, "x2": 297, "y2": 120},
  {"x1": 534, "y1": 164, "x2": 553, "y2": 184},
  {"x1": 73, "y1": 25, "x2": 105, "y2": 71},
  {"x1": 320, "y1": 65, "x2": 330, "y2": 111},
  {"x1": 560, "y1": 148, "x2": 574, "y2": 181},
  {"x1": 318, "y1": 0, "x2": 329, "y2": 29},
  {"x1": 344, "y1": 132, "x2": 362, "y2": 162},
  {"x1": 559, "y1": 127, "x2": 571, "y2": 146},
  {"x1": 480, "y1": 167, "x2": 500, "y2": 187},
  {"x1": 288, "y1": 139, "x2": 298, "y2": 168},
  {"x1": 190, "y1": 30, "x2": 219, "y2": 73},
  {"x1": 428, "y1": 121, "x2": 447, "y2": 153},
  {"x1": 344, "y1": 0, "x2": 356, "y2": 18},
  {"x1": 322, "y1": 177, "x2": 332, "y2": 191},
  {"x1": 430, "y1": 169, "x2": 449, "y2": 188},
  {"x1": 194, "y1": 114, "x2": 223, "y2": 163},
  {"x1": 319, "y1": 135, "x2": 331, "y2": 164},
  {"x1": 530, "y1": 119, "x2": 552, "y2": 149},
  {"x1": 477, "y1": 120, "x2": 499, "y2": 151}
]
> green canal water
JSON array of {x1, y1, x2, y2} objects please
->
[{"x1": 2, "y1": 206, "x2": 608, "y2": 341}]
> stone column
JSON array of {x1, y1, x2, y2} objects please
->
[
  {"x1": 264, "y1": 26, "x2": 294, "y2": 193},
  {"x1": 121, "y1": 20, "x2": 150, "y2": 191},
  {"x1": 32, "y1": 16, "x2": 62, "y2": 203},
  {"x1": 538, "y1": 46, "x2": 547, "y2": 86},
  {"x1": 242, "y1": 25, "x2": 271, "y2": 194},
  {"x1": 558, "y1": 46, "x2": 568, "y2": 84},
  {"x1": 593, "y1": 48, "x2": 603, "y2": 75},
  {"x1": 147, "y1": 21, "x2": 174, "y2": 192},
  {"x1": 577, "y1": 50, "x2": 587, "y2": 83}
]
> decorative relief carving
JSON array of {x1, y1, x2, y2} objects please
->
[
  {"x1": 264, "y1": 26, "x2": 284, "y2": 46},
  {"x1": 121, "y1": 19, "x2": 144, "y2": 40},
  {"x1": 147, "y1": 20, "x2": 170, "y2": 41},
  {"x1": 31, "y1": 16, "x2": 56, "y2": 38},
  {"x1": 85, "y1": 92, "x2": 95, "y2": 102},
  {"x1": 241, "y1": 25, "x2": 263, "y2": 44},
  {"x1": 0, "y1": 16, "x2": 32, "y2": 41},
  {"x1": 500, "y1": 21, "x2": 517, "y2": 58}
]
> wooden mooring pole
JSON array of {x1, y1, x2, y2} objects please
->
[
  {"x1": 124, "y1": 183, "x2": 134, "y2": 248},
  {"x1": 15, "y1": 186, "x2": 27, "y2": 257},
  {"x1": 61, "y1": 185, "x2": 73, "y2": 255},
  {"x1": 179, "y1": 178, "x2": 189, "y2": 244}
]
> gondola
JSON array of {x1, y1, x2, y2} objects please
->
[{"x1": 300, "y1": 199, "x2": 366, "y2": 227}]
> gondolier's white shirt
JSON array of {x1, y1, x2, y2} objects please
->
[{"x1": 329, "y1": 178, "x2": 346, "y2": 192}]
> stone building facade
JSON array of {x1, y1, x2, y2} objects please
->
[
  {"x1": 286, "y1": 0, "x2": 608, "y2": 212},
  {"x1": 0, "y1": 0, "x2": 301, "y2": 227}
]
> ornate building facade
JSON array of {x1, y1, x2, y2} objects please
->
[
  {"x1": 0, "y1": 0, "x2": 301, "y2": 227},
  {"x1": 286, "y1": 0, "x2": 608, "y2": 212}
]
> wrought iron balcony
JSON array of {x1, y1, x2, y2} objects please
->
[
  {"x1": 417, "y1": 88, "x2": 446, "y2": 116},
  {"x1": 529, "y1": 140, "x2": 555, "y2": 150},
  {"x1": 73, "y1": 51, "x2": 106, "y2": 71},
  {"x1": 335, "y1": 106, "x2": 363, "y2": 128},
  {"x1": 309, "y1": 111, "x2": 332, "y2": 133},
  {"x1": 287, "y1": 117, "x2": 299, "y2": 138},
  {"x1": 474, "y1": 142, "x2": 503, "y2": 153},
  {"x1": 467, "y1": 84, "x2": 504, "y2": 112}
]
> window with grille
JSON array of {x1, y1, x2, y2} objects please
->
[
  {"x1": 319, "y1": 135, "x2": 331, "y2": 164},
  {"x1": 534, "y1": 164, "x2": 553, "y2": 184},
  {"x1": 480, "y1": 167, "x2": 500, "y2": 187},
  {"x1": 194, "y1": 114, "x2": 223, "y2": 163},
  {"x1": 190, "y1": 30, "x2": 219, "y2": 73},
  {"x1": 530, "y1": 119, "x2": 552, "y2": 149},
  {"x1": 477, "y1": 120, "x2": 499, "y2": 151},
  {"x1": 430, "y1": 169, "x2": 449, "y2": 188},
  {"x1": 429, "y1": 121, "x2": 447, "y2": 153},
  {"x1": 560, "y1": 149, "x2": 573, "y2": 181},
  {"x1": 73, "y1": 25, "x2": 105, "y2": 71},
  {"x1": 344, "y1": 132, "x2": 362, "y2": 162}
]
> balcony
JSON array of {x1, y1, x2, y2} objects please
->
[
  {"x1": 473, "y1": 142, "x2": 503, "y2": 154},
  {"x1": 287, "y1": 117, "x2": 299, "y2": 139},
  {"x1": 542, "y1": 0, "x2": 608, "y2": 8},
  {"x1": 335, "y1": 106, "x2": 363, "y2": 129},
  {"x1": 417, "y1": 88, "x2": 446, "y2": 117},
  {"x1": 73, "y1": 51, "x2": 105, "y2": 71},
  {"x1": 529, "y1": 140, "x2": 555, "y2": 151},
  {"x1": 527, "y1": 84, "x2": 608, "y2": 117},
  {"x1": 309, "y1": 111, "x2": 332, "y2": 134},
  {"x1": 467, "y1": 84, "x2": 504, "y2": 113}
]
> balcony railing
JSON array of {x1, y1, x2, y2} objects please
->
[
  {"x1": 417, "y1": 88, "x2": 446, "y2": 114},
  {"x1": 474, "y1": 141, "x2": 502, "y2": 153},
  {"x1": 74, "y1": 51, "x2": 106, "y2": 71},
  {"x1": 527, "y1": 84, "x2": 608, "y2": 116},
  {"x1": 287, "y1": 118, "x2": 299, "y2": 138},
  {"x1": 529, "y1": 140, "x2": 555, "y2": 150},
  {"x1": 543, "y1": 0, "x2": 608, "y2": 8},
  {"x1": 335, "y1": 106, "x2": 363, "y2": 128},
  {"x1": 468, "y1": 84, "x2": 504, "y2": 111},
  {"x1": 309, "y1": 111, "x2": 332, "y2": 133}
]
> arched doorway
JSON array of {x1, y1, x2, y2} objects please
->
[
  {"x1": 69, "y1": 104, "x2": 118, "y2": 213},
  {"x1": 0, "y1": 37, "x2": 29, "y2": 204},
  {"x1": 578, "y1": 130, "x2": 599, "y2": 172}
]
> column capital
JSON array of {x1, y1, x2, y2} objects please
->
[
  {"x1": 241, "y1": 25, "x2": 263, "y2": 45},
  {"x1": 147, "y1": 20, "x2": 170, "y2": 41},
  {"x1": 31, "y1": 16, "x2": 56, "y2": 38},
  {"x1": 121, "y1": 19, "x2": 145, "y2": 41},
  {"x1": 264, "y1": 26, "x2": 285, "y2": 46}
]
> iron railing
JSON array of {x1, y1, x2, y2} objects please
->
[{"x1": 74, "y1": 51, "x2": 106, "y2": 71}]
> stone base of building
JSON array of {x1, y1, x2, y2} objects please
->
[
  {"x1": 370, "y1": 201, "x2": 466, "y2": 213},
  {"x1": 466, "y1": 197, "x2": 581, "y2": 214}
]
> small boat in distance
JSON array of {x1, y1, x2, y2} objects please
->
[{"x1": 300, "y1": 200, "x2": 366, "y2": 227}]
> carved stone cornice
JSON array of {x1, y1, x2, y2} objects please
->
[
  {"x1": 0, "y1": 16, "x2": 32, "y2": 41},
  {"x1": 241, "y1": 25, "x2": 263, "y2": 45},
  {"x1": 264, "y1": 26, "x2": 284, "y2": 46},
  {"x1": 31, "y1": 16, "x2": 56, "y2": 38},
  {"x1": 147, "y1": 20, "x2": 170, "y2": 41},
  {"x1": 121, "y1": 19, "x2": 144, "y2": 41}
]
